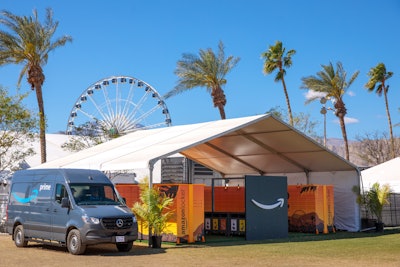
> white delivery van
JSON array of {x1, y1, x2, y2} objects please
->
[{"x1": 6, "y1": 168, "x2": 138, "y2": 255}]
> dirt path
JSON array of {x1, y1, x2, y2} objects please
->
[{"x1": 0, "y1": 234, "x2": 184, "y2": 267}]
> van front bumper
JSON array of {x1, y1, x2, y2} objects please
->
[
  {"x1": 80, "y1": 223, "x2": 138, "y2": 245},
  {"x1": 83, "y1": 232, "x2": 138, "y2": 245}
]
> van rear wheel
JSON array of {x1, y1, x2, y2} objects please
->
[
  {"x1": 14, "y1": 225, "x2": 28, "y2": 247},
  {"x1": 116, "y1": 241, "x2": 133, "y2": 252},
  {"x1": 67, "y1": 229, "x2": 86, "y2": 255}
]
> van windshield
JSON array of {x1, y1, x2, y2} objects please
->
[{"x1": 69, "y1": 184, "x2": 123, "y2": 206}]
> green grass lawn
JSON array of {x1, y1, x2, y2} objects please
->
[
  {"x1": 161, "y1": 228, "x2": 400, "y2": 266},
  {"x1": 2, "y1": 229, "x2": 400, "y2": 266}
]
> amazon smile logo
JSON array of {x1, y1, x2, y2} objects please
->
[
  {"x1": 251, "y1": 198, "x2": 284, "y2": 210},
  {"x1": 13, "y1": 189, "x2": 39, "y2": 203}
]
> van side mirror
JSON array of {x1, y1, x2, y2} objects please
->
[{"x1": 61, "y1": 197, "x2": 70, "y2": 208}]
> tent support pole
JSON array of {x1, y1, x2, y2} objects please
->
[
  {"x1": 147, "y1": 159, "x2": 158, "y2": 247},
  {"x1": 305, "y1": 169, "x2": 310, "y2": 184},
  {"x1": 211, "y1": 179, "x2": 215, "y2": 213},
  {"x1": 149, "y1": 159, "x2": 157, "y2": 188}
]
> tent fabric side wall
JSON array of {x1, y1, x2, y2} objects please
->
[
  {"x1": 277, "y1": 171, "x2": 360, "y2": 232},
  {"x1": 361, "y1": 157, "x2": 400, "y2": 192},
  {"x1": 309, "y1": 171, "x2": 360, "y2": 232}
]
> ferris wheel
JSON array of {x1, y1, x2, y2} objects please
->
[{"x1": 66, "y1": 75, "x2": 172, "y2": 137}]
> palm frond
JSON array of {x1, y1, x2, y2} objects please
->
[
  {"x1": 165, "y1": 41, "x2": 239, "y2": 117},
  {"x1": 131, "y1": 178, "x2": 174, "y2": 236},
  {"x1": 0, "y1": 8, "x2": 72, "y2": 85},
  {"x1": 365, "y1": 63, "x2": 392, "y2": 97}
]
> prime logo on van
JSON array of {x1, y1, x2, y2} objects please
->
[{"x1": 39, "y1": 183, "x2": 52, "y2": 191}]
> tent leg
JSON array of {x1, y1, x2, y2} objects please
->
[
  {"x1": 148, "y1": 160, "x2": 155, "y2": 247},
  {"x1": 305, "y1": 170, "x2": 310, "y2": 184},
  {"x1": 149, "y1": 161, "x2": 154, "y2": 188}
]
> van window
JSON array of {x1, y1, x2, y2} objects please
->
[
  {"x1": 9, "y1": 182, "x2": 33, "y2": 205},
  {"x1": 10, "y1": 182, "x2": 52, "y2": 205},
  {"x1": 69, "y1": 184, "x2": 122, "y2": 206},
  {"x1": 34, "y1": 182, "x2": 53, "y2": 205},
  {"x1": 55, "y1": 184, "x2": 68, "y2": 204}
]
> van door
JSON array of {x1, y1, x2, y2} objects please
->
[
  {"x1": 51, "y1": 184, "x2": 70, "y2": 242},
  {"x1": 28, "y1": 181, "x2": 53, "y2": 240},
  {"x1": 8, "y1": 182, "x2": 33, "y2": 236}
]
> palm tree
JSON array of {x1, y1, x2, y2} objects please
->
[
  {"x1": 261, "y1": 41, "x2": 296, "y2": 126},
  {"x1": 365, "y1": 63, "x2": 395, "y2": 159},
  {"x1": 0, "y1": 8, "x2": 72, "y2": 163},
  {"x1": 164, "y1": 41, "x2": 240, "y2": 120},
  {"x1": 301, "y1": 62, "x2": 359, "y2": 161},
  {"x1": 131, "y1": 177, "x2": 174, "y2": 248},
  {"x1": 365, "y1": 182, "x2": 391, "y2": 226},
  {"x1": 353, "y1": 182, "x2": 391, "y2": 231}
]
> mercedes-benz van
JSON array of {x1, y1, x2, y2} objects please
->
[{"x1": 6, "y1": 168, "x2": 138, "y2": 255}]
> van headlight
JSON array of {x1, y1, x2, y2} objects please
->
[
  {"x1": 82, "y1": 215, "x2": 100, "y2": 224},
  {"x1": 132, "y1": 215, "x2": 137, "y2": 223}
]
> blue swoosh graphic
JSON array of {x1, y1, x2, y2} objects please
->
[{"x1": 12, "y1": 189, "x2": 38, "y2": 203}]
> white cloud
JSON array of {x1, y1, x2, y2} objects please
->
[
  {"x1": 345, "y1": 117, "x2": 359, "y2": 124},
  {"x1": 304, "y1": 90, "x2": 327, "y2": 101},
  {"x1": 332, "y1": 117, "x2": 359, "y2": 124},
  {"x1": 347, "y1": 91, "x2": 356, "y2": 97},
  {"x1": 305, "y1": 90, "x2": 356, "y2": 101}
]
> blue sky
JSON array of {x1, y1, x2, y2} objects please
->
[{"x1": 1, "y1": 0, "x2": 400, "y2": 140}]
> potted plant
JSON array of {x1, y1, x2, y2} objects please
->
[
  {"x1": 353, "y1": 182, "x2": 391, "y2": 232},
  {"x1": 132, "y1": 178, "x2": 174, "y2": 248}
]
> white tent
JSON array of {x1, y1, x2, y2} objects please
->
[
  {"x1": 0, "y1": 133, "x2": 74, "y2": 173},
  {"x1": 33, "y1": 114, "x2": 361, "y2": 231},
  {"x1": 24, "y1": 134, "x2": 75, "y2": 168},
  {"x1": 361, "y1": 157, "x2": 400, "y2": 192}
]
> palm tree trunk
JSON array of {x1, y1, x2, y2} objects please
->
[
  {"x1": 212, "y1": 86, "x2": 227, "y2": 120},
  {"x1": 339, "y1": 116, "x2": 350, "y2": 161},
  {"x1": 383, "y1": 88, "x2": 395, "y2": 159},
  {"x1": 281, "y1": 76, "x2": 293, "y2": 126},
  {"x1": 217, "y1": 105, "x2": 226, "y2": 120},
  {"x1": 34, "y1": 84, "x2": 47, "y2": 163}
]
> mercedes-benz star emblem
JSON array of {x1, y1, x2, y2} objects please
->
[{"x1": 116, "y1": 219, "x2": 124, "y2": 228}]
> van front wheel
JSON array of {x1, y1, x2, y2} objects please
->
[
  {"x1": 67, "y1": 229, "x2": 86, "y2": 255},
  {"x1": 14, "y1": 225, "x2": 28, "y2": 247}
]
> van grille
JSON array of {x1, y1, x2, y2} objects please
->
[{"x1": 101, "y1": 216, "x2": 133, "y2": 230}]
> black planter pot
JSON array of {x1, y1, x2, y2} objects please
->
[
  {"x1": 375, "y1": 222, "x2": 384, "y2": 232},
  {"x1": 151, "y1": 235, "x2": 162, "y2": 248},
  {"x1": 361, "y1": 218, "x2": 377, "y2": 229}
]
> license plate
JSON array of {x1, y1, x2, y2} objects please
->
[{"x1": 116, "y1": 236, "x2": 125, "y2": 243}]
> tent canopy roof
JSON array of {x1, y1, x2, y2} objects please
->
[
  {"x1": 361, "y1": 157, "x2": 400, "y2": 192},
  {"x1": 34, "y1": 114, "x2": 357, "y2": 175}
]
